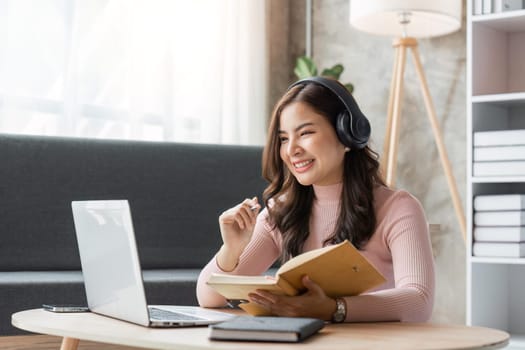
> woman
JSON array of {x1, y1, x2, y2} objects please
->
[{"x1": 196, "y1": 77, "x2": 435, "y2": 323}]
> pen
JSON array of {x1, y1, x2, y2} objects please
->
[{"x1": 249, "y1": 205, "x2": 259, "y2": 211}]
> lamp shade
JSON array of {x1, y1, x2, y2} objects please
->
[{"x1": 349, "y1": 0, "x2": 461, "y2": 38}]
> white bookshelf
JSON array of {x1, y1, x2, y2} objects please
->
[
  {"x1": 472, "y1": 92, "x2": 525, "y2": 104},
  {"x1": 467, "y1": 2, "x2": 525, "y2": 348}
]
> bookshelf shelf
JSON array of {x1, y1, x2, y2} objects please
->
[
  {"x1": 467, "y1": 1, "x2": 525, "y2": 345},
  {"x1": 472, "y1": 92, "x2": 525, "y2": 104},
  {"x1": 472, "y1": 257, "x2": 525, "y2": 265},
  {"x1": 472, "y1": 9, "x2": 525, "y2": 31}
]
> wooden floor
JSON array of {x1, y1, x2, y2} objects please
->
[{"x1": 0, "y1": 334, "x2": 146, "y2": 350}]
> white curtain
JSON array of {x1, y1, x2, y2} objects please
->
[{"x1": 0, "y1": 0, "x2": 267, "y2": 145}]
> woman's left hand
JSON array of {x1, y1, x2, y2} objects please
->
[{"x1": 247, "y1": 275, "x2": 337, "y2": 321}]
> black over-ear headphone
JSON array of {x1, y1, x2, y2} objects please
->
[{"x1": 287, "y1": 76, "x2": 371, "y2": 149}]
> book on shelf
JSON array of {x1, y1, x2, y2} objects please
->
[
  {"x1": 206, "y1": 240, "x2": 386, "y2": 316},
  {"x1": 493, "y1": 0, "x2": 524, "y2": 12},
  {"x1": 474, "y1": 227, "x2": 525, "y2": 242},
  {"x1": 482, "y1": 0, "x2": 492, "y2": 13},
  {"x1": 474, "y1": 194, "x2": 525, "y2": 211},
  {"x1": 473, "y1": 161, "x2": 525, "y2": 177},
  {"x1": 473, "y1": 0, "x2": 483, "y2": 14},
  {"x1": 208, "y1": 316, "x2": 325, "y2": 342},
  {"x1": 472, "y1": 242, "x2": 525, "y2": 258},
  {"x1": 474, "y1": 145, "x2": 525, "y2": 162},
  {"x1": 473, "y1": 129, "x2": 525, "y2": 147},
  {"x1": 474, "y1": 210, "x2": 525, "y2": 226}
]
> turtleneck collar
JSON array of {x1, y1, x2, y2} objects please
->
[{"x1": 313, "y1": 182, "x2": 343, "y2": 202}]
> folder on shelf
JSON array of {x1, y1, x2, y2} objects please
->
[
  {"x1": 473, "y1": 242, "x2": 525, "y2": 258},
  {"x1": 473, "y1": 129, "x2": 525, "y2": 147},
  {"x1": 474, "y1": 211, "x2": 525, "y2": 226},
  {"x1": 474, "y1": 227, "x2": 525, "y2": 242},
  {"x1": 473, "y1": 161, "x2": 525, "y2": 177},
  {"x1": 474, "y1": 194, "x2": 525, "y2": 211},
  {"x1": 474, "y1": 145, "x2": 525, "y2": 162}
]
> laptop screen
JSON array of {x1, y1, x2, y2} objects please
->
[{"x1": 72, "y1": 200, "x2": 151, "y2": 326}]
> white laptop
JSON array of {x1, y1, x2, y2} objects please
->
[{"x1": 71, "y1": 199, "x2": 233, "y2": 327}]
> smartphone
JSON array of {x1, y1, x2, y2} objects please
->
[{"x1": 42, "y1": 304, "x2": 89, "y2": 313}]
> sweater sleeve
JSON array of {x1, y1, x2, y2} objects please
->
[
  {"x1": 196, "y1": 208, "x2": 281, "y2": 307},
  {"x1": 343, "y1": 192, "x2": 435, "y2": 322}
]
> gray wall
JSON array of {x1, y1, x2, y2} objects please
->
[{"x1": 269, "y1": 0, "x2": 467, "y2": 324}]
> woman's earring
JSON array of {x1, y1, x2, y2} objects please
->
[{"x1": 344, "y1": 147, "x2": 351, "y2": 152}]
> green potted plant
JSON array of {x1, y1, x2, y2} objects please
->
[{"x1": 293, "y1": 56, "x2": 354, "y2": 93}]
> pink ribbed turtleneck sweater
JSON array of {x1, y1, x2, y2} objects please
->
[{"x1": 196, "y1": 184, "x2": 435, "y2": 322}]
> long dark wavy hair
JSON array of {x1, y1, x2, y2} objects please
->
[{"x1": 262, "y1": 80, "x2": 385, "y2": 262}]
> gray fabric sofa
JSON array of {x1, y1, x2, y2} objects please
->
[{"x1": 0, "y1": 134, "x2": 266, "y2": 335}]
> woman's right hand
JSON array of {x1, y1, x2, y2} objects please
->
[{"x1": 216, "y1": 197, "x2": 260, "y2": 271}]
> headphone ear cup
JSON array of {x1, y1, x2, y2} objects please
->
[
  {"x1": 336, "y1": 111, "x2": 354, "y2": 149},
  {"x1": 354, "y1": 116, "x2": 371, "y2": 147}
]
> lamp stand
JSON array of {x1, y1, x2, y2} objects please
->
[{"x1": 381, "y1": 37, "x2": 466, "y2": 241}]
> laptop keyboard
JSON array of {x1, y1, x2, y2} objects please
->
[{"x1": 149, "y1": 307, "x2": 204, "y2": 321}]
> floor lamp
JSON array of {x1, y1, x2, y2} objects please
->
[{"x1": 350, "y1": 1, "x2": 466, "y2": 241}]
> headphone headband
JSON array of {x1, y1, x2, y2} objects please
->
[
  {"x1": 287, "y1": 76, "x2": 370, "y2": 149},
  {"x1": 288, "y1": 77, "x2": 353, "y2": 116}
]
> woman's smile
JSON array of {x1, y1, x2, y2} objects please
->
[{"x1": 293, "y1": 159, "x2": 315, "y2": 172}]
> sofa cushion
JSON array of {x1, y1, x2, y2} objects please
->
[
  {"x1": 1, "y1": 269, "x2": 202, "y2": 335},
  {"x1": 0, "y1": 134, "x2": 266, "y2": 271}
]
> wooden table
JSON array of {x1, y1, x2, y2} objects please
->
[{"x1": 12, "y1": 309, "x2": 509, "y2": 350}]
